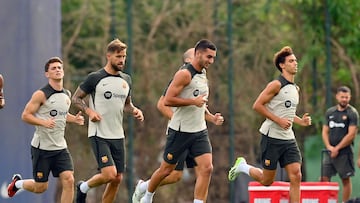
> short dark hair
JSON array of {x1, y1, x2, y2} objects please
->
[
  {"x1": 194, "y1": 39, "x2": 217, "y2": 53},
  {"x1": 107, "y1": 38, "x2": 127, "y2": 53},
  {"x1": 337, "y1": 86, "x2": 351, "y2": 94},
  {"x1": 45, "y1": 57, "x2": 63, "y2": 72},
  {"x1": 273, "y1": 46, "x2": 294, "y2": 72}
]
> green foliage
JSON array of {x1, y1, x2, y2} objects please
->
[
  {"x1": 334, "y1": 67, "x2": 352, "y2": 84},
  {"x1": 304, "y1": 134, "x2": 324, "y2": 158},
  {"x1": 329, "y1": 0, "x2": 360, "y2": 60}
]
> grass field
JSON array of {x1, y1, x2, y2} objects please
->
[{"x1": 304, "y1": 135, "x2": 360, "y2": 201}]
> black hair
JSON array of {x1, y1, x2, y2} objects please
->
[
  {"x1": 194, "y1": 39, "x2": 217, "y2": 52},
  {"x1": 337, "y1": 86, "x2": 351, "y2": 94}
]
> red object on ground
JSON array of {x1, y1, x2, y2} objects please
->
[{"x1": 248, "y1": 181, "x2": 339, "y2": 203}]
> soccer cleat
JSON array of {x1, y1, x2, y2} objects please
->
[
  {"x1": 228, "y1": 157, "x2": 246, "y2": 181},
  {"x1": 132, "y1": 179, "x2": 145, "y2": 203},
  {"x1": 76, "y1": 181, "x2": 87, "y2": 203},
  {"x1": 7, "y1": 174, "x2": 22, "y2": 197}
]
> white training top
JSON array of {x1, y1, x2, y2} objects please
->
[
  {"x1": 259, "y1": 75, "x2": 299, "y2": 140},
  {"x1": 169, "y1": 64, "x2": 208, "y2": 133},
  {"x1": 31, "y1": 84, "x2": 71, "y2": 150},
  {"x1": 80, "y1": 69, "x2": 131, "y2": 139}
]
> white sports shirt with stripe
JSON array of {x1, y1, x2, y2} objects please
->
[{"x1": 80, "y1": 69, "x2": 131, "y2": 139}]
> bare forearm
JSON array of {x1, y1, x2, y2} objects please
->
[
  {"x1": 158, "y1": 107, "x2": 173, "y2": 120},
  {"x1": 253, "y1": 105, "x2": 278, "y2": 123},
  {"x1": 205, "y1": 108, "x2": 214, "y2": 122},
  {"x1": 157, "y1": 96, "x2": 173, "y2": 119},
  {"x1": 335, "y1": 134, "x2": 356, "y2": 150},
  {"x1": 335, "y1": 126, "x2": 357, "y2": 150},
  {"x1": 22, "y1": 113, "x2": 44, "y2": 126},
  {"x1": 72, "y1": 97, "x2": 89, "y2": 112},
  {"x1": 71, "y1": 87, "x2": 90, "y2": 113},
  {"x1": 124, "y1": 102, "x2": 135, "y2": 113},
  {"x1": 0, "y1": 98, "x2": 4, "y2": 108},
  {"x1": 293, "y1": 116, "x2": 303, "y2": 125},
  {"x1": 164, "y1": 97, "x2": 194, "y2": 107},
  {"x1": 0, "y1": 92, "x2": 4, "y2": 108},
  {"x1": 321, "y1": 126, "x2": 331, "y2": 148}
]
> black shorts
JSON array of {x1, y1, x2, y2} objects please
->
[
  {"x1": 260, "y1": 134, "x2": 301, "y2": 170},
  {"x1": 174, "y1": 149, "x2": 197, "y2": 171},
  {"x1": 31, "y1": 146, "x2": 73, "y2": 182},
  {"x1": 322, "y1": 152, "x2": 354, "y2": 179},
  {"x1": 164, "y1": 128, "x2": 211, "y2": 165},
  {"x1": 90, "y1": 136, "x2": 125, "y2": 173}
]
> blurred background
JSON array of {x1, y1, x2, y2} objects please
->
[{"x1": 0, "y1": 0, "x2": 360, "y2": 202}]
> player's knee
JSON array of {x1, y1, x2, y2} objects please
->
[
  {"x1": 111, "y1": 174, "x2": 123, "y2": 184},
  {"x1": 159, "y1": 164, "x2": 175, "y2": 177},
  {"x1": 101, "y1": 168, "x2": 119, "y2": 182},
  {"x1": 296, "y1": 171, "x2": 302, "y2": 181},
  {"x1": 289, "y1": 170, "x2": 302, "y2": 183},
  {"x1": 62, "y1": 173, "x2": 74, "y2": 186},
  {"x1": 199, "y1": 164, "x2": 213, "y2": 176},
  {"x1": 102, "y1": 173, "x2": 117, "y2": 183}
]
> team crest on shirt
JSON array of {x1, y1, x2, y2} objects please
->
[
  {"x1": 167, "y1": 153, "x2": 173, "y2": 160},
  {"x1": 122, "y1": 82, "x2": 127, "y2": 89},
  {"x1": 264, "y1": 159, "x2": 270, "y2": 166},
  {"x1": 37, "y1": 172, "x2": 44, "y2": 179},
  {"x1": 101, "y1": 156, "x2": 109, "y2": 163},
  {"x1": 66, "y1": 98, "x2": 70, "y2": 105},
  {"x1": 342, "y1": 115, "x2": 347, "y2": 120}
]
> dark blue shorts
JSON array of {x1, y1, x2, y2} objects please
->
[
  {"x1": 31, "y1": 146, "x2": 73, "y2": 182},
  {"x1": 260, "y1": 134, "x2": 301, "y2": 170},
  {"x1": 90, "y1": 136, "x2": 125, "y2": 173},
  {"x1": 164, "y1": 128, "x2": 211, "y2": 165}
]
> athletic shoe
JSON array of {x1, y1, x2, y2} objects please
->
[
  {"x1": 76, "y1": 181, "x2": 86, "y2": 203},
  {"x1": 228, "y1": 157, "x2": 246, "y2": 181},
  {"x1": 132, "y1": 179, "x2": 145, "y2": 203},
  {"x1": 7, "y1": 174, "x2": 22, "y2": 197}
]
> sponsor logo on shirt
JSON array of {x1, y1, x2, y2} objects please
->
[
  {"x1": 50, "y1": 110, "x2": 68, "y2": 117},
  {"x1": 284, "y1": 100, "x2": 297, "y2": 108},
  {"x1": 193, "y1": 89, "x2": 199, "y2": 97},
  {"x1": 329, "y1": 120, "x2": 345, "y2": 128},
  {"x1": 104, "y1": 91, "x2": 127, "y2": 99},
  {"x1": 285, "y1": 100, "x2": 292, "y2": 108}
]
